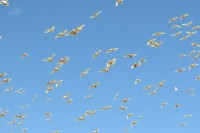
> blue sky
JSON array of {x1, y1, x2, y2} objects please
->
[{"x1": 0, "y1": 0, "x2": 200, "y2": 132}]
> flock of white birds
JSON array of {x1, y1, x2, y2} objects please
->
[{"x1": 0, "y1": 0, "x2": 199, "y2": 133}]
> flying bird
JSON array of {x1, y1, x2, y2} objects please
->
[
  {"x1": 189, "y1": 63, "x2": 198, "y2": 71},
  {"x1": 56, "y1": 80, "x2": 63, "y2": 87},
  {"x1": 105, "y1": 48, "x2": 119, "y2": 54},
  {"x1": 92, "y1": 129, "x2": 100, "y2": 133},
  {"x1": 130, "y1": 121, "x2": 137, "y2": 127},
  {"x1": 55, "y1": 30, "x2": 68, "y2": 38},
  {"x1": 195, "y1": 76, "x2": 200, "y2": 81},
  {"x1": 107, "y1": 58, "x2": 117, "y2": 68},
  {"x1": 171, "y1": 31, "x2": 183, "y2": 37},
  {"x1": 84, "y1": 93, "x2": 93, "y2": 99},
  {"x1": 21, "y1": 53, "x2": 29, "y2": 59},
  {"x1": 46, "y1": 86, "x2": 53, "y2": 94},
  {"x1": 161, "y1": 102, "x2": 168, "y2": 108},
  {"x1": 180, "y1": 14, "x2": 189, "y2": 20},
  {"x1": 174, "y1": 86, "x2": 179, "y2": 91},
  {"x1": 180, "y1": 35, "x2": 190, "y2": 41},
  {"x1": 183, "y1": 114, "x2": 193, "y2": 118},
  {"x1": 92, "y1": 50, "x2": 102, "y2": 59},
  {"x1": 47, "y1": 80, "x2": 57, "y2": 86},
  {"x1": 139, "y1": 58, "x2": 147, "y2": 64},
  {"x1": 119, "y1": 106, "x2": 127, "y2": 110},
  {"x1": 80, "y1": 68, "x2": 91, "y2": 78},
  {"x1": 156, "y1": 80, "x2": 166, "y2": 87},
  {"x1": 147, "y1": 39, "x2": 156, "y2": 45},
  {"x1": 90, "y1": 11, "x2": 102, "y2": 19},
  {"x1": 171, "y1": 24, "x2": 181, "y2": 29},
  {"x1": 149, "y1": 90, "x2": 157, "y2": 95},
  {"x1": 127, "y1": 113, "x2": 133, "y2": 120},
  {"x1": 180, "y1": 123, "x2": 187, "y2": 127},
  {"x1": 0, "y1": 0, "x2": 9, "y2": 6},
  {"x1": 76, "y1": 115, "x2": 86, "y2": 121},
  {"x1": 0, "y1": 78, "x2": 12, "y2": 84},
  {"x1": 15, "y1": 88, "x2": 26, "y2": 94},
  {"x1": 115, "y1": 0, "x2": 123, "y2": 6},
  {"x1": 62, "y1": 93, "x2": 71, "y2": 99},
  {"x1": 143, "y1": 84, "x2": 154, "y2": 90},
  {"x1": 45, "y1": 26, "x2": 55, "y2": 33},
  {"x1": 52, "y1": 130, "x2": 61, "y2": 133},
  {"x1": 113, "y1": 91, "x2": 120, "y2": 101},
  {"x1": 122, "y1": 98, "x2": 131, "y2": 103},
  {"x1": 57, "y1": 57, "x2": 70, "y2": 65},
  {"x1": 43, "y1": 53, "x2": 56, "y2": 62},
  {"x1": 182, "y1": 21, "x2": 193, "y2": 27},
  {"x1": 66, "y1": 25, "x2": 85, "y2": 36},
  {"x1": 152, "y1": 32, "x2": 165, "y2": 36},
  {"x1": 179, "y1": 54, "x2": 187, "y2": 58},
  {"x1": 192, "y1": 25, "x2": 200, "y2": 30},
  {"x1": 174, "y1": 104, "x2": 181, "y2": 109},
  {"x1": 168, "y1": 17, "x2": 178, "y2": 24},
  {"x1": 135, "y1": 78, "x2": 142, "y2": 85},
  {"x1": 50, "y1": 65, "x2": 62, "y2": 74},
  {"x1": 88, "y1": 82, "x2": 100, "y2": 89},
  {"x1": 0, "y1": 73, "x2": 7, "y2": 78},
  {"x1": 4, "y1": 87, "x2": 13, "y2": 92},
  {"x1": 186, "y1": 31, "x2": 197, "y2": 36},
  {"x1": 131, "y1": 62, "x2": 141, "y2": 69},
  {"x1": 100, "y1": 105, "x2": 112, "y2": 111},
  {"x1": 124, "y1": 53, "x2": 137, "y2": 58}
]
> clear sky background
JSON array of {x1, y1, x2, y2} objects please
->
[{"x1": 0, "y1": 0, "x2": 200, "y2": 133}]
